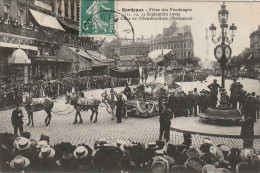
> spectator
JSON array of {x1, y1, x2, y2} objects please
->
[
  {"x1": 9, "y1": 155, "x2": 31, "y2": 172},
  {"x1": 240, "y1": 95, "x2": 256, "y2": 149},
  {"x1": 208, "y1": 79, "x2": 221, "y2": 108},
  {"x1": 11, "y1": 104, "x2": 24, "y2": 135},
  {"x1": 159, "y1": 103, "x2": 172, "y2": 144}
]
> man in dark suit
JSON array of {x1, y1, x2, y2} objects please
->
[
  {"x1": 158, "y1": 88, "x2": 168, "y2": 116},
  {"x1": 230, "y1": 78, "x2": 239, "y2": 109},
  {"x1": 123, "y1": 83, "x2": 132, "y2": 100},
  {"x1": 159, "y1": 102, "x2": 173, "y2": 143},
  {"x1": 208, "y1": 79, "x2": 221, "y2": 108},
  {"x1": 116, "y1": 94, "x2": 124, "y2": 123},
  {"x1": 11, "y1": 105, "x2": 24, "y2": 135},
  {"x1": 240, "y1": 95, "x2": 256, "y2": 148}
]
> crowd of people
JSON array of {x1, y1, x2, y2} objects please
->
[
  {"x1": 0, "y1": 132, "x2": 259, "y2": 173},
  {"x1": 158, "y1": 79, "x2": 260, "y2": 119},
  {"x1": 0, "y1": 75, "x2": 139, "y2": 110}
]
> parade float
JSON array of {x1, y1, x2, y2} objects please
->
[
  {"x1": 125, "y1": 49, "x2": 181, "y2": 118},
  {"x1": 115, "y1": 49, "x2": 207, "y2": 118}
]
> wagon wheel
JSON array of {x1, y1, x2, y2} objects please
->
[
  {"x1": 122, "y1": 105, "x2": 127, "y2": 117},
  {"x1": 105, "y1": 104, "x2": 113, "y2": 114},
  {"x1": 105, "y1": 103, "x2": 113, "y2": 114}
]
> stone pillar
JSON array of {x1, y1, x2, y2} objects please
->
[
  {"x1": 73, "y1": 0, "x2": 77, "y2": 21},
  {"x1": 61, "y1": 0, "x2": 65, "y2": 17},
  {"x1": 68, "y1": 0, "x2": 71, "y2": 19},
  {"x1": 24, "y1": 65, "x2": 28, "y2": 84},
  {"x1": 54, "y1": 0, "x2": 59, "y2": 16}
]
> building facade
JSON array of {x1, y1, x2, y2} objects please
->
[
  {"x1": 150, "y1": 23, "x2": 194, "y2": 59},
  {"x1": 0, "y1": 0, "x2": 98, "y2": 83},
  {"x1": 250, "y1": 25, "x2": 260, "y2": 65},
  {"x1": 100, "y1": 37, "x2": 150, "y2": 69}
]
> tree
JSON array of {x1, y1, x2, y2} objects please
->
[
  {"x1": 177, "y1": 56, "x2": 201, "y2": 67},
  {"x1": 230, "y1": 47, "x2": 251, "y2": 70}
]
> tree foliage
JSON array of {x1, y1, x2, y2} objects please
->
[
  {"x1": 230, "y1": 47, "x2": 252, "y2": 69},
  {"x1": 177, "y1": 56, "x2": 201, "y2": 66}
]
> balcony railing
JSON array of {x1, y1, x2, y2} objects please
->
[{"x1": 0, "y1": 24, "x2": 36, "y2": 38}]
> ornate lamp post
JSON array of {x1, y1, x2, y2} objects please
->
[
  {"x1": 200, "y1": 3, "x2": 242, "y2": 125},
  {"x1": 209, "y1": 2, "x2": 237, "y2": 88}
]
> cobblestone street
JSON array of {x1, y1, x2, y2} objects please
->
[{"x1": 1, "y1": 86, "x2": 260, "y2": 150}]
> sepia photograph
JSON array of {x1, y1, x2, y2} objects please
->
[{"x1": 0, "y1": 0, "x2": 260, "y2": 172}]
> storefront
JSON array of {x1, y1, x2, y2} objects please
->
[{"x1": 8, "y1": 48, "x2": 31, "y2": 84}]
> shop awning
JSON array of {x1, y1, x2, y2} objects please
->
[
  {"x1": 29, "y1": 9, "x2": 65, "y2": 31},
  {"x1": 148, "y1": 49, "x2": 173, "y2": 64},
  {"x1": 68, "y1": 47, "x2": 93, "y2": 61},
  {"x1": 0, "y1": 42, "x2": 37, "y2": 51},
  {"x1": 32, "y1": 55, "x2": 73, "y2": 62},
  {"x1": 84, "y1": 49, "x2": 115, "y2": 64},
  {"x1": 58, "y1": 18, "x2": 79, "y2": 31},
  {"x1": 8, "y1": 49, "x2": 31, "y2": 64}
]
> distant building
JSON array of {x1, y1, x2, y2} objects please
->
[
  {"x1": 150, "y1": 22, "x2": 194, "y2": 59},
  {"x1": 100, "y1": 37, "x2": 150, "y2": 69},
  {"x1": 100, "y1": 37, "x2": 150, "y2": 59},
  {"x1": 249, "y1": 25, "x2": 260, "y2": 65}
]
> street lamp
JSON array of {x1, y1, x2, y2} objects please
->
[
  {"x1": 75, "y1": 47, "x2": 80, "y2": 77},
  {"x1": 209, "y1": 2, "x2": 237, "y2": 89}
]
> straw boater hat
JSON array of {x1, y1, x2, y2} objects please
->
[
  {"x1": 186, "y1": 147, "x2": 201, "y2": 159},
  {"x1": 39, "y1": 145, "x2": 55, "y2": 159},
  {"x1": 10, "y1": 155, "x2": 30, "y2": 169},
  {"x1": 120, "y1": 140, "x2": 133, "y2": 153},
  {"x1": 151, "y1": 156, "x2": 169, "y2": 173},
  {"x1": 36, "y1": 140, "x2": 48, "y2": 149},
  {"x1": 16, "y1": 137, "x2": 31, "y2": 150},
  {"x1": 202, "y1": 164, "x2": 216, "y2": 173},
  {"x1": 116, "y1": 139, "x2": 125, "y2": 147},
  {"x1": 203, "y1": 138, "x2": 213, "y2": 145},
  {"x1": 220, "y1": 145, "x2": 231, "y2": 153},
  {"x1": 73, "y1": 146, "x2": 88, "y2": 158}
]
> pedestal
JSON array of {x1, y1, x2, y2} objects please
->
[{"x1": 199, "y1": 88, "x2": 243, "y2": 125}]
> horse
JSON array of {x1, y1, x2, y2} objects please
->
[
  {"x1": 65, "y1": 92, "x2": 100, "y2": 124},
  {"x1": 24, "y1": 97, "x2": 54, "y2": 127},
  {"x1": 101, "y1": 90, "x2": 127, "y2": 120}
]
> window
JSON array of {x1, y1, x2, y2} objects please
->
[
  {"x1": 18, "y1": 9, "x2": 24, "y2": 24},
  {"x1": 18, "y1": 9, "x2": 24, "y2": 17},
  {"x1": 4, "y1": 4, "x2": 10, "y2": 19}
]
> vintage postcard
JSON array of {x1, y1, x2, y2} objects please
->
[{"x1": 0, "y1": 0, "x2": 260, "y2": 172}]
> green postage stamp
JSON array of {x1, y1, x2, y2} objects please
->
[{"x1": 80, "y1": 0, "x2": 115, "y2": 36}]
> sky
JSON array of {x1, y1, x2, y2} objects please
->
[{"x1": 106, "y1": 1, "x2": 260, "y2": 61}]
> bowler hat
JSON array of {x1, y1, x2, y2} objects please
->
[
  {"x1": 20, "y1": 132, "x2": 30, "y2": 139},
  {"x1": 39, "y1": 134, "x2": 50, "y2": 142}
]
